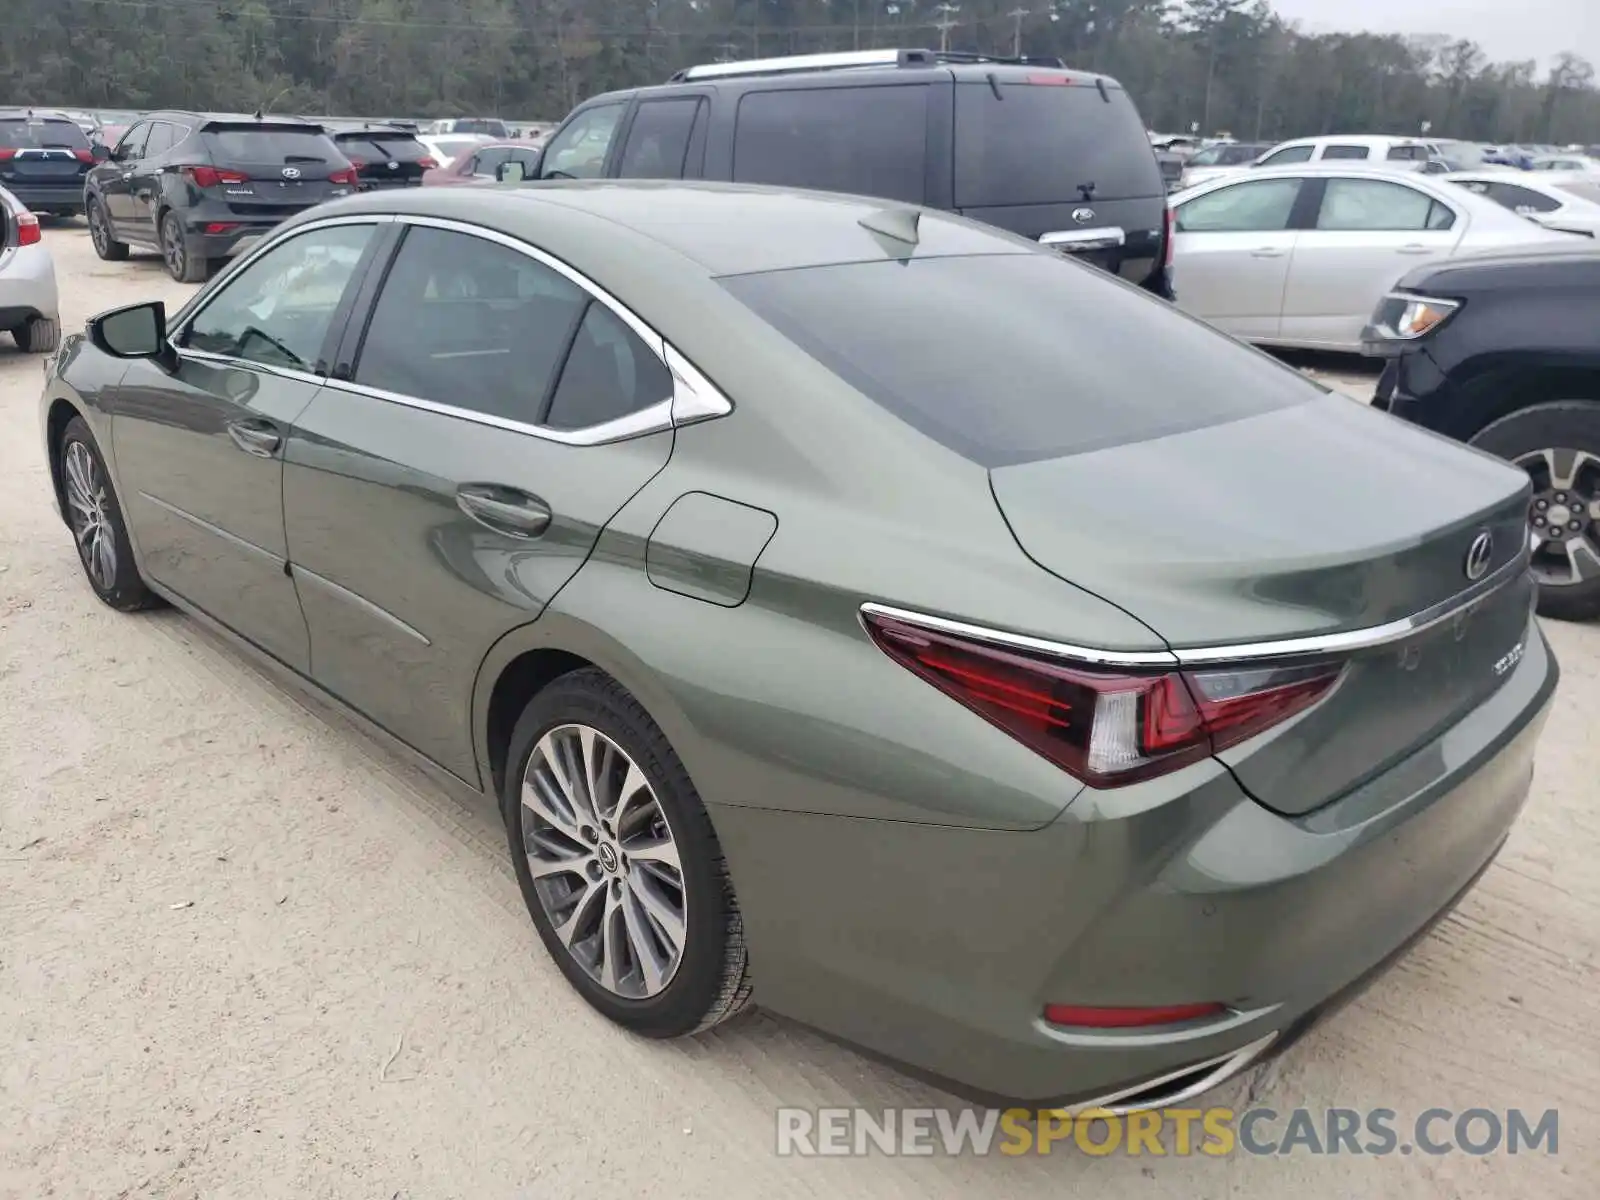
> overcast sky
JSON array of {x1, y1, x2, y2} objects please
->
[{"x1": 1269, "y1": 0, "x2": 1597, "y2": 71}]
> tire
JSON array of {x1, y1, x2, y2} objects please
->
[
  {"x1": 86, "y1": 196, "x2": 129, "y2": 261},
  {"x1": 14, "y1": 316, "x2": 59, "y2": 354},
  {"x1": 57, "y1": 416, "x2": 162, "y2": 612},
  {"x1": 503, "y1": 668, "x2": 752, "y2": 1037},
  {"x1": 1471, "y1": 399, "x2": 1600, "y2": 622},
  {"x1": 161, "y1": 211, "x2": 209, "y2": 283}
]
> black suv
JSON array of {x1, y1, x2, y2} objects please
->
[
  {"x1": 323, "y1": 122, "x2": 437, "y2": 190},
  {"x1": 0, "y1": 108, "x2": 102, "y2": 216},
  {"x1": 526, "y1": 48, "x2": 1174, "y2": 299},
  {"x1": 1363, "y1": 247, "x2": 1600, "y2": 620},
  {"x1": 85, "y1": 112, "x2": 357, "y2": 282}
]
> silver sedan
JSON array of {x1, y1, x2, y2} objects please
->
[
  {"x1": 1169, "y1": 164, "x2": 1571, "y2": 352},
  {"x1": 0, "y1": 185, "x2": 60, "y2": 354}
]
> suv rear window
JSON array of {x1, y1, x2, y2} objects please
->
[
  {"x1": 333, "y1": 132, "x2": 428, "y2": 162},
  {"x1": 954, "y1": 81, "x2": 1161, "y2": 207},
  {"x1": 732, "y1": 85, "x2": 927, "y2": 205},
  {"x1": 720, "y1": 253, "x2": 1312, "y2": 467},
  {"x1": 202, "y1": 127, "x2": 336, "y2": 163},
  {"x1": 0, "y1": 117, "x2": 91, "y2": 150},
  {"x1": 452, "y1": 119, "x2": 508, "y2": 137}
]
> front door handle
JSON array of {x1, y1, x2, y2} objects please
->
[
  {"x1": 226, "y1": 419, "x2": 282, "y2": 457},
  {"x1": 1397, "y1": 243, "x2": 1433, "y2": 255},
  {"x1": 456, "y1": 484, "x2": 552, "y2": 539}
]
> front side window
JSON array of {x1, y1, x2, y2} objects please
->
[
  {"x1": 540, "y1": 103, "x2": 626, "y2": 180},
  {"x1": 353, "y1": 227, "x2": 589, "y2": 423},
  {"x1": 469, "y1": 148, "x2": 510, "y2": 177},
  {"x1": 1175, "y1": 178, "x2": 1301, "y2": 232},
  {"x1": 183, "y1": 224, "x2": 374, "y2": 370},
  {"x1": 1259, "y1": 144, "x2": 1314, "y2": 165},
  {"x1": 617, "y1": 98, "x2": 702, "y2": 180},
  {"x1": 1321, "y1": 144, "x2": 1370, "y2": 160},
  {"x1": 1315, "y1": 178, "x2": 1455, "y2": 231},
  {"x1": 113, "y1": 122, "x2": 150, "y2": 161},
  {"x1": 734, "y1": 85, "x2": 928, "y2": 205}
]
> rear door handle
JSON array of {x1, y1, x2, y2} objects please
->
[
  {"x1": 1397, "y1": 243, "x2": 1433, "y2": 254},
  {"x1": 1250, "y1": 246, "x2": 1285, "y2": 258},
  {"x1": 456, "y1": 484, "x2": 552, "y2": 539},
  {"x1": 226, "y1": 418, "x2": 282, "y2": 457}
]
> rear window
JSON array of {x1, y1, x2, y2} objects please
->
[
  {"x1": 954, "y1": 81, "x2": 1162, "y2": 207},
  {"x1": 202, "y1": 128, "x2": 335, "y2": 163},
  {"x1": 733, "y1": 85, "x2": 928, "y2": 205},
  {"x1": 720, "y1": 253, "x2": 1313, "y2": 467},
  {"x1": 0, "y1": 117, "x2": 91, "y2": 150},
  {"x1": 334, "y1": 133, "x2": 428, "y2": 162}
]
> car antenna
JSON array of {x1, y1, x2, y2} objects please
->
[
  {"x1": 253, "y1": 108, "x2": 264, "y2": 121},
  {"x1": 858, "y1": 207, "x2": 921, "y2": 249},
  {"x1": 1096, "y1": 78, "x2": 1110, "y2": 103}
]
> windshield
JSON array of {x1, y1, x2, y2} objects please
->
[
  {"x1": 954, "y1": 81, "x2": 1163, "y2": 206},
  {"x1": 0, "y1": 117, "x2": 91, "y2": 150},
  {"x1": 721, "y1": 253, "x2": 1314, "y2": 467}
]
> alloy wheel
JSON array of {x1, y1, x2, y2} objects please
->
[
  {"x1": 520, "y1": 724, "x2": 687, "y2": 999},
  {"x1": 88, "y1": 203, "x2": 107, "y2": 254},
  {"x1": 162, "y1": 218, "x2": 185, "y2": 278},
  {"x1": 63, "y1": 441, "x2": 117, "y2": 591},
  {"x1": 1517, "y1": 446, "x2": 1600, "y2": 588}
]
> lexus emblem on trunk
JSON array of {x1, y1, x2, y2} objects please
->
[
  {"x1": 1465, "y1": 531, "x2": 1494, "y2": 581},
  {"x1": 281, "y1": 167, "x2": 302, "y2": 179},
  {"x1": 1071, "y1": 207, "x2": 1095, "y2": 224}
]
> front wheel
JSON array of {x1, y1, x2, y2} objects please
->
[
  {"x1": 160, "y1": 212, "x2": 209, "y2": 283},
  {"x1": 504, "y1": 668, "x2": 752, "y2": 1037},
  {"x1": 58, "y1": 417, "x2": 162, "y2": 611},
  {"x1": 1471, "y1": 399, "x2": 1600, "y2": 622},
  {"x1": 86, "y1": 196, "x2": 129, "y2": 261}
]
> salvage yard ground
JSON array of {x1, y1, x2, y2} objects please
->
[{"x1": 1, "y1": 226, "x2": 1596, "y2": 1197}]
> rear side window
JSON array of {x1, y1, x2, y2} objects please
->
[
  {"x1": 618, "y1": 98, "x2": 702, "y2": 180},
  {"x1": 720, "y1": 253, "x2": 1313, "y2": 467},
  {"x1": 733, "y1": 85, "x2": 927, "y2": 205},
  {"x1": 202, "y1": 128, "x2": 336, "y2": 164},
  {"x1": 544, "y1": 303, "x2": 673, "y2": 430},
  {"x1": 954, "y1": 81, "x2": 1160, "y2": 206},
  {"x1": 0, "y1": 117, "x2": 90, "y2": 150},
  {"x1": 1320, "y1": 144, "x2": 1370, "y2": 160},
  {"x1": 1316, "y1": 178, "x2": 1455, "y2": 231}
]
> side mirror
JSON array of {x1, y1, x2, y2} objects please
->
[
  {"x1": 89, "y1": 301, "x2": 170, "y2": 362},
  {"x1": 91, "y1": 142, "x2": 111, "y2": 161},
  {"x1": 496, "y1": 160, "x2": 527, "y2": 183}
]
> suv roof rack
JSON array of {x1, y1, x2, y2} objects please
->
[{"x1": 669, "y1": 47, "x2": 1067, "y2": 83}]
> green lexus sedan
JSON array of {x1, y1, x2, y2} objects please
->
[{"x1": 38, "y1": 182, "x2": 1557, "y2": 1110}]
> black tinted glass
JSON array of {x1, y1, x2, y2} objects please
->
[
  {"x1": 544, "y1": 303, "x2": 673, "y2": 430},
  {"x1": 721, "y1": 254, "x2": 1313, "y2": 467},
  {"x1": 733, "y1": 85, "x2": 927, "y2": 204},
  {"x1": 1321, "y1": 145, "x2": 1370, "y2": 160},
  {"x1": 954, "y1": 81, "x2": 1161, "y2": 206},
  {"x1": 0, "y1": 117, "x2": 90, "y2": 150},
  {"x1": 142, "y1": 122, "x2": 175, "y2": 157},
  {"x1": 335, "y1": 134, "x2": 427, "y2": 161},
  {"x1": 355, "y1": 227, "x2": 588, "y2": 423},
  {"x1": 1488, "y1": 183, "x2": 1560, "y2": 212},
  {"x1": 618, "y1": 98, "x2": 701, "y2": 180},
  {"x1": 203, "y1": 129, "x2": 335, "y2": 163}
]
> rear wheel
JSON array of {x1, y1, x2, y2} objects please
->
[
  {"x1": 161, "y1": 211, "x2": 209, "y2": 283},
  {"x1": 14, "y1": 315, "x2": 60, "y2": 354},
  {"x1": 1471, "y1": 400, "x2": 1600, "y2": 622},
  {"x1": 86, "y1": 196, "x2": 128, "y2": 261},
  {"x1": 503, "y1": 668, "x2": 752, "y2": 1037}
]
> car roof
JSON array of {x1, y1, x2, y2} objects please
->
[
  {"x1": 0, "y1": 108, "x2": 80, "y2": 121},
  {"x1": 296, "y1": 180, "x2": 1035, "y2": 277},
  {"x1": 1271, "y1": 134, "x2": 1430, "y2": 147}
]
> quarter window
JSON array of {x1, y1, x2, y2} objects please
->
[
  {"x1": 1315, "y1": 178, "x2": 1455, "y2": 231},
  {"x1": 1175, "y1": 178, "x2": 1301, "y2": 232},
  {"x1": 1486, "y1": 182, "x2": 1561, "y2": 213},
  {"x1": 733, "y1": 86, "x2": 927, "y2": 205},
  {"x1": 544, "y1": 302, "x2": 673, "y2": 430},
  {"x1": 182, "y1": 224, "x2": 374, "y2": 370},
  {"x1": 539, "y1": 103, "x2": 626, "y2": 179}
]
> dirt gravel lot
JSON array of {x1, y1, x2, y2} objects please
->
[{"x1": 2, "y1": 226, "x2": 1597, "y2": 1198}]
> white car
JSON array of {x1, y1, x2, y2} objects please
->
[
  {"x1": 1253, "y1": 134, "x2": 1441, "y2": 169},
  {"x1": 1169, "y1": 164, "x2": 1571, "y2": 352},
  {"x1": 0, "y1": 186, "x2": 59, "y2": 353},
  {"x1": 418, "y1": 134, "x2": 490, "y2": 169},
  {"x1": 1529, "y1": 154, "x2": 1600, "y2": 172},
  {"x1": 1443, "y1": 171, "x2": 1600, "y2": 238}
]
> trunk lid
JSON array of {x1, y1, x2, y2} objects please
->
[
  {"x1": 989, "y1": 395, "x2": 1535, "y2": 816},
  {"x1": 199, "y1": 123, "x2": 353, "y2": 214},
  {"x1": 0, "y1": 116, "x2": 91, "y2": 183},
  {"x1": 330, "y1": 130, "x2": 432, "y2": 189}
]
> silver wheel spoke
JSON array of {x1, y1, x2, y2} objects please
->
[
  {"x1": 1566, "y1": 538, "x2": 1600, "y2": 582},
  {"x1": 551, "y1": 878, "x2": 604, "y2": 950},
  {"x1": 623, "y1": 834, "x2": 680, "y2": 873},
  {"x1": 630, "y1": 872, "x2": 686, "y2": 953},
  {"x1": 94, "y1": 527, "x2": 116, "y2": 585},
  {"x1": 620, "y1": 884, "x2": 670, "y2": 993},
  {"x1": 521, "y1": 772, "x2": 584, "y2": 846},
  {"x1": 597, "y1": 887, "x2": 624, "y2": 993},
  {"x1": 577, "y1": 726, "x2": 608, "y2": 822}
]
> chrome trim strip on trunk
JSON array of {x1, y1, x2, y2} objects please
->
[{"x1": 860, "y1": 547, "x2": 1531, "y2": 670}]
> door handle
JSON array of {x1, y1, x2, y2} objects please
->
[
  {"x1": 1397, "y1": 243, "x2": 1432, "y2": 254},
  {"x1": 226, "y1": 419, "x2": 282, "y2": 457},
  {"x1": 1250, "y1": 246, "x2": 1285, "y2": 258},
  {"x1": 456, "y1": 484, "x2": 552, "y2": 539}
]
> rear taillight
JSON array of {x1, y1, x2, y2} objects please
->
[
  {"x1": 417, "y1": 156, "x2": 438, "y2": 169},
  {"x1": 329, "y1": 166, "x2": 358, "y2": 185},
  {"x1": 16, "y1": 211, "x2": 41, "y2": 246},
  {"x1": 862, "y1": 611, "x2": 1342, "y2": 788},
  {"x1": 1044, "y1": 1002, "x2": 1225, "y2": 1029},
  {"x1": 73, "y1": 148, "x2": 95, "y2": 164},
  {"x1": 1162, "y1": 203, "x2": 1175, "y2": 270},
  {"x1": 183, "y1": 165, "x2": 249, "y2": 187},
  {"x1": 0, "y1": 148, "x2": 16, "y2": 161}
]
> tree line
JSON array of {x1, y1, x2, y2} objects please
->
[{"x1": 2, "y1": 0, "x2": 1596, "y2": 145}]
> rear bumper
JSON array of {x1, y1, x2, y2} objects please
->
[
  {"x1": 3, "y1": 182, "x2": 84, "y2": 213},
  {"x1": 0, "y1": 243, "x2": 61, "y2": 324},
  {"x1": 713, "y1": 621, "x2": 1556, "y2": 1107}
]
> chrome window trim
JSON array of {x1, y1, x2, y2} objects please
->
[
  {"x1": 173, "y1": 346, "x2": 326, "y2": 387},
  {"x1": 860, "y1": 548, "x2": 1531, "y2": 670}
]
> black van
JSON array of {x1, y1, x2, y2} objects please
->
[{"x1": 526, "y1": 49, "x2": 1175, "y2": 300}]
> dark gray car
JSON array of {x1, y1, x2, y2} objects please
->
[{"x1": 38, "y1": 182, "x2": 1556, "y2": 1109}]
